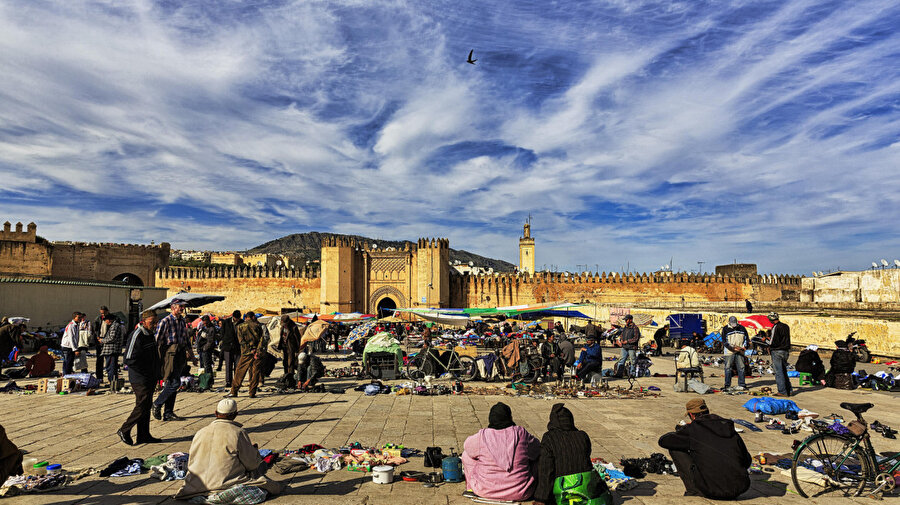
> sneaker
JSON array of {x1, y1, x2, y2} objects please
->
[
  {"x1": 152, "y1": 405, "x2": 162, "y2": 420},
  {"x1": 734, "y1": 386, "x2": 746, "y2": 391}
]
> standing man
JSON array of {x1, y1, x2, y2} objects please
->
[
  {"x1": 652, "y1": 324, "x2": 668, "y2": 356},
  {"x1": 745, "y1": 299, "x2": 753, "y2": 314},
  {"x1": 153, "y1": 299, "x2": 197, "y2": 421},
  {"x1": 218, "y1": 310, "x2": 241, "y2": 387},
  {"x1": 118, "y1": 310, "x2": 161, "y2": 446},
  {"x1": 279, "y1": 316, "x2": 302, "y2": 383},
  {"x1": 768, "y1": 312, "x2": 792, "y2": 397},
  {"x1": 60, "y1": 312, "x2": 83, "y2": 375},
  {"x1": 539, "y1": 333, "x2": 562, "y2": 383},
  {"x1": 721, "y1": 316, "x2": 749, "y2": 391},
  {"x1": 92, "y1": 306, "x2": 111, "y2": 381},
  {"x1": 227, "y1": 312, "x2": 265, "y2": 398},
  {"x1": 195, "y1": 315, "x2": 217, "y2": 375},
  {"x1": 616, "y1": 314, "x2": 641, "y2": 376},
  {"x1": 98, "y1": 312, "x2": 125, "y2": 385}
]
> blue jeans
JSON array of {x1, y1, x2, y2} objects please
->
[
  {"x1": 771, "y1": 349, "x2": 792, "y2": 396},
  {"x1": 153, "y1": 378, "x2": 180, "y2": 415},
  {"x1": 724, "y1": 353, "x2": 745, "y2": 388},
  {"x1": 104, "y1": 354, "x2": 119, "y2": 382},
  {"x1": 62, "y1": 349, "x2": 76, "y2": 375},
  {"x1": 617, "y1": 348, "x2": 637, "y2": 375}
]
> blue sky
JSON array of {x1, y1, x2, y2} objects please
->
[{"x1": 1, "y1": 0, "x2": 898, "y2": 274}]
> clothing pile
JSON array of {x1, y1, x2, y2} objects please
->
[
  {"x1": 591, "y1": 459, "x2": 638, "y2": 492},
  {"x1": 619, "y1": 453, "x2": 677, "y2": 478},
  {"x1": 1, "y1": 473, "x2": 69, "y2": 493},
  {"x1": 63, "y1": 373, "x2": 100, "y2": 389},
  {"x1": 188, "y1": 484, "x2": 268, "y2": 505},
  {"x1": 149, "y1": 452, "x2": 189, "y2": 481}
]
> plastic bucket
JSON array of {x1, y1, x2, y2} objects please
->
[{"x1": 372, "y1": 465, "x2": 394, "y2": 484}]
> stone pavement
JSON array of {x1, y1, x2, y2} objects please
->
[{"x1": 1, "y1": 348, "x2": 898, "y2": 505}]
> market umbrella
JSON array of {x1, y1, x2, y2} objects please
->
[
  {"x1": 146, "y1": 292, "x2": 226, "y2": 311},
  {"x1": 300, "y1": 319, "x2": 330, "y2": 345},
  {"x1": 739, "y1": 315, "x2": 774, "y2": 330},
  {"x1": 344, "y1": 320, "x2": 376, "y2": 347}
]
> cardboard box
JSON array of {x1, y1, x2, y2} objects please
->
[{"x1": 58, "y1": 379, "x2": 79, "y2": 392}]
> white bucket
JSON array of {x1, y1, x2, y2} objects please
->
[{"x1": 371, "y1": 465, "x2": 394, "y2": 484}]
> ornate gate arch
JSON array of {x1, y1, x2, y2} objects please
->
[{"x1": 369, "y1": 285, "x2": 406, "y2": 314}]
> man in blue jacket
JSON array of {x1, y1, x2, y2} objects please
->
[
  {"x1": 575, "y1": 335, "x2": 603, "y2": 382},
  {"x1": 118, "y1": 310, "x2": 162, "y2": 446}
]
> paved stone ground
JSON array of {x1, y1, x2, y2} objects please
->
[{"x1": 2, "y1": 347, "x2": 898, "y2": 505}]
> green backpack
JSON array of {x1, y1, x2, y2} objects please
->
[
  {"x1": 197, "y1": 372, "x2": 213, "y2": 391},
  {"x1": 552, "y1": 471, "x2": 613, "y2": 505}
]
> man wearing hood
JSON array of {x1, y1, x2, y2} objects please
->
[
  {"x1": 825, "y1": 340, "x2": 856, "y2": 389},
  {"x1": 533, "y1": 404, "x2": 612, "y2": 505},
  {"x1": 721, "y1": 316, "x2": 749, "y2": 391},
  {"x1": 461, "y1": 402, "x2": 540, "y2": 501},
  {"x1": 795, "y1": 345, "x2": 826, "y2": 385},
  {"x1": 658, "y1": 399, "x2": 751, "y2": 499}
]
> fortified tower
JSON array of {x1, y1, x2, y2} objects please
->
[
  {"x1": 319, "y1": 236, "x2": 360, "y2": 313},
  {"x1": 415, "y1": 238, "x2": 450, "y2": 308},
  {"x1": 519, "y1": 219, "x2": 535, "y2": 275}
]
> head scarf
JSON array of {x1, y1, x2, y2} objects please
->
[
  {"x1": 488, "y1": 402, "x2": 515, "y2": 430},
  {"x1": 547, "y1": 403, "x2": 576, "y2": 431}
]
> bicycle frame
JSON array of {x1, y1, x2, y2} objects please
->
[{"x1": 794, "y1": 424, "x2": 900, "y2": 486}]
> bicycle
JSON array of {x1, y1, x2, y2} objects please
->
[
  {"x1": 406, "y1": 344, "x2": 477, "y2": 381},
  {"x1": 791, "y1": 402, "x2": 900, "y2": 499}
]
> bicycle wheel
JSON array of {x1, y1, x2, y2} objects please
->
[
  {"x1": 792, "y1": 434, "x2": 871, "y2": 498},
  {"x1": 457, "y1": 356, "x2": 478, "y2": 381},
  {"x1": 420, "y1": 359, "x2": 435, "y2": 377}
]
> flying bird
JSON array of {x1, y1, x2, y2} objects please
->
[{"x1": 467, "y1": 49, "x2": 477, "y2": 65}]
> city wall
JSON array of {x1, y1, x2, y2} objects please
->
[
  {"x1": 155, "y1": 266, "x2": 321, "y2": 314},
  {"x1": 52, "y1": 242, "x2": 170, "y2": 287},
  {"x1": 0, "y1": 222, "x2": 51, "y2": 278},
  {"x1": 801, "y1": 270, "x2": 900, "y2": 303}
]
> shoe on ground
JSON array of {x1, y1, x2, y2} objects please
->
[
  {"x1": 223, "y1": 393, "x2": 236, "y2": 398},
  {"x1": 152, "y1": 405, "x2": 162, "y2": 420},
  {"x1": 117, "y1": 429, "x2": 134, "y2": 446},
  {"x1": 136, "y1": 436, "x2": 163, "y2": 444},
  {"x1": 163, "y1": 413, "x2": 185, "y2": 421},
  {"x1": 461, "y1": 490, "x2": 477, "y2": 498},
  {"x1": 734, "y1": 385, "x2": 746, "y2": 391}
]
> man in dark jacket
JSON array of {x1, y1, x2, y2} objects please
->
[
  {"x1": 533, "y1": 404, "x2": 612, "y2": 505},
  {"x1": 98, "y1": 312, "x2": 124, "y2": 384},
  {"x1": 767, "y1": 312, "x2": 792, "y2": 396},
  {"x1": 118, "y1": 310, "x2": 161, "y2": 445},
  {"x1": 616, "y1": 314, "x2": 641, "y2": 375},
  {"x1": 227, "y1": 312, "x2": 265, "y2": 398},
  {"x1": 658, "y1": 399, "x2": 751, "y2": 499},
  {"x1": 92, "y1": 306, "x2": 111, "y2": 381},
  {"x1": 652, "y1": 324, "x2": 668, "y2": 356},
  {"x1": 826, "y1": 340, "x2": 856, "y2": 389},
  {"x1": 795, "y1": 345, "x2": 826, "y2": 384},
  {"x1": 195, "y1": 315, "x2": 217, "y2": 375},
  {"x1": 575, "y1": 335, "x2": 603, "y2": 382},
  {"x1": 218, "y1": 310, "x2": 241, "y2": 387},
  {"x1": 557, "y1": 335, "x2": 576, "y2": 369}
]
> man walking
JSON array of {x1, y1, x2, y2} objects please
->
[
  {"x1": 153, "y1": 299, "x2": 197, "y2": 421},
  {"x1": 60, "y1": 312, "x2": 83, "y2": 375},
  {"x1": 227, "y1": 312, "x2": 265, "y2": 398},
  {"x1": 616, "y1": 314, "x2": 641, "y2": 376},
  {"x1": 92, "y1": 306, "x2": 111, "y2": 381},
  {"x1": 218, "y1": 310, "x2": 241, "y2": 387},
  {"x1": 768, "y1": 312, "x2": 792, "y2": 397},
  {"x1": 118, "y1": 310, "x2": 161, "y2": 445},
  {"x1": 721, "y1": 316, "x2": 749, "y2": 391},
  {"x1": 98, "y1": 312, "x2": 125, "y2": 385},
  {"x1": 652, "y1": 324, "x2": 668, "y2": 356}
]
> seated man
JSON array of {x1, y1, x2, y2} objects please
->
[
  {"x1": 825, "y1": 340, "x2": 856, "y2": 389},
  {"x1": 26, "y1": 345, "x2": 56, "y2": 377},
  {"x1": 533, "y1": 404, "x2": 612, "y2": 505},
  {"x1": 575, "y1": 335, "x2": 603, "y2": 382},
  {"x1": 658, "y1": 399, "x2": 751, "y2": 499},
  {"x1": 462, "y1": 402, "x2": 540, "y2": 501},
  {"x1": 795, "y1": 344, "x2": 826, "y2": 385},
  {"x1": 0, "y1": 423, "x2": 23, "y2": 485},
  {"x1": 297, "y1": 352, "x2": 325, "y2": 391},
  {"x1": 174, "y1": 399, "x2": 283, "y2": 501}
]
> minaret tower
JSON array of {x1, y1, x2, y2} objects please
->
[{"x1": 518, "y1": 216, "x2": 535, "y2": 275}]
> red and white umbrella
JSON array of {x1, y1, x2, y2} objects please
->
[{"x1": 739, "y1": 315, "x2": 774, "y2": 330}]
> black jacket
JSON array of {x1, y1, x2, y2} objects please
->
[
  {"x1": 621, "y1": 324, "x2": 641, "y2": 350},
  {"x1": 830, "y1": 349, "x2": 856, "y2": 374},
  {"x1": 795, "y1": 349, "x2": 826, "y2": 380},
  {"x1": 219, "y1": 318, "x2": 240, "y2": 353},
  {"x1": 769, "y1": 321, "x2": 791, "y2": 351},
  {"x1": 123, "y1": 325, "x2": 160, "y2": 383},
  {"x1": 658, "y1": 414, "x2": 751, "y2": 500},
  {"x1": 534, "y1": 404, "x2": 603, "y2": 503}
]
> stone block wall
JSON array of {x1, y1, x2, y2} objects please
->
[{"x1": 51, "y1": 241, "x2": 170, "y2": 286}]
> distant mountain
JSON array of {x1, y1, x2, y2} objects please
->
[{"x1": 248, "y1": 232, "x2": 516, "y2": 272}]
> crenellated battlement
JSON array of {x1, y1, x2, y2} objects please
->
[
  {"x1": 456, "y1": 270, "x2": 803, "y2": 286},
  {"x1": 321, "y1": 236, "x2": 357, "y2": 248},
  {"x1": 52, "y1": 241, "x2": 171, "y2": 251},
  {"x1": 417, "y1": 238, "x2": 449, "y2": 249},
  {"x1": 156, "y1": 265, "x2": 321, "y2": 280},
  {"x1": 1, "y1": 221, "x2": 37, "y2": 243}
]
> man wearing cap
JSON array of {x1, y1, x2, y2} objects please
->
[
  {"x1": 658, "y1": 399, "x2": 751, "y2": 499},
  {"x1": 615, "y1": 314, "x2": 641, "y2": 376},
  {"x1": 226, "y1": 312, "x2": 265, "y2": 398},
  {"x1": 218, "y1": 310, "x2": 242, "y2": 387},
  {"x1": 721, "y1": 316, "x2": 749, "y2": 391},
  {"x1": 174, "y1": 399, "x2": 283, "y2": 500},
  {"x1": 118, "y1": 310, "x2": 161, "y2": 446},
  {"x1": 153, "y1": 299, "x2": 198, "y2": 421},
  {"x1": 768, "y1": 312, "x2": 792, "y2": 396},
  {"x1": 297, "y1": 351, "x2": 325, "y2": 391}
]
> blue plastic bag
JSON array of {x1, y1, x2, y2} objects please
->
[{"x1": 743, "y1": 397, "x2": 800, "y2": 415}]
